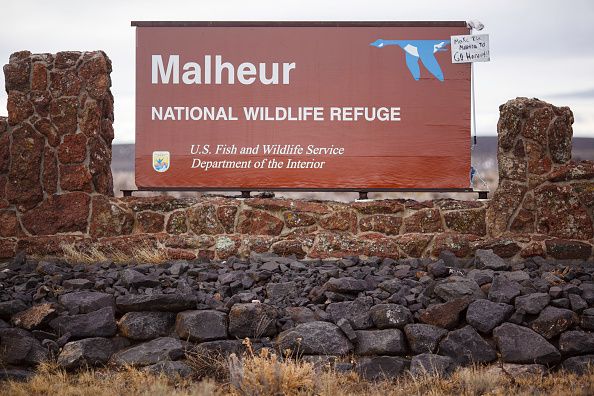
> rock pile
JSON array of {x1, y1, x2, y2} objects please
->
[{"x1": 1, "y1": 249, "x2": 594, "y2": 380}]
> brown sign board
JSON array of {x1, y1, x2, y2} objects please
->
[{"x1": 133, "y1": 22, "x2": 471, "y2": 191}]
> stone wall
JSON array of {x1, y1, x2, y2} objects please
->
[
  {"x1": 0, "y1": 50, "x2": 114, "y2": 258},
  {"x1": 486, "y1": 98, "x2": 594, "y2": 260},
  {"x1": 2, "y1": 251, "x2": 594, "y2": 378},
  {"x1": 0, "y1": 51, "x2": 592, "y2": 262}
]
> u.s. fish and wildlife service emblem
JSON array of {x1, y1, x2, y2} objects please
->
[{"x1": 152, "y1": 151, "x2": 170, "y2": 172}]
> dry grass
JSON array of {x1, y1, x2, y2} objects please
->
[
  {"x1": 112, "y1": 242, "x2": 168, "y2": 264},
  {"x1": 227, "y1": 340, "x2": 316, "y2": 395},
  {"x1": 0, "y1": 362, "x2": 221, "y2": 396},
  {"x1": 60, "y1": 244, "x2": 109, "y2": 263},
  {"x1": 60, "y1": 242, "x2": 168, "y2": 265},
  {"x1": 186, "y1": 349, "x2": 230, "y2": 383},
  {"x1": 4, "y1": 350, "x2": 594, "y2": 396}
]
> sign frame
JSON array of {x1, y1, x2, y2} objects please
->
[{"x1": 131, "y1": 21, "x2": 477, "y2": 195}]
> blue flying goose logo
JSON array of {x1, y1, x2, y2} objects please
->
[{"x1": 370, "y1": 39, "x2": 451, "y2": 81}]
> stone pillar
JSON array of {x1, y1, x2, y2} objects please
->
[
  {"x1": 487, "y1": 98, "x2": 593, "y2": 258},
  {"x1": 0, "y1": 51, "x2": 114, "y2": 239}
]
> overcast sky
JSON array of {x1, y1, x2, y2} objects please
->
[{"x1": 1, "y1": 0, "x2": 594, "y2": 143}]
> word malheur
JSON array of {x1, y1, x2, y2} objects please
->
[{"x1": 151, "y1": 55, "x2": 296, "y2": 85}]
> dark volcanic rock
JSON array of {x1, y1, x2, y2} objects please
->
[
  {"x1": 266, "y1": 281, "x2": 297, "y2": 305},
  {"x1": 324, "y1": 277, "x2": 368, "y2": 293},
  {"x1": 559, "y1": 331, "x2": 594, "y2": 355},
  {"x1": 276, "y1": 321, "x2": 353, "y2": 355},
  {"x1": 111, "y1": 337, "x2": 186, "y2": 366},
  {"x1": 475, "y1": 249, "x2": 510, "y2": 271},
  {"x1": 176, "y1": 310, "x2": 228, "y2": 342},
  {"x1": 0, "y1": 300, "x2": 28, "y2": 319},
  {"x1": 439, "y1": 250, "x2": 461, "y2": 268},
  {"x1": 466, "y1": 299, "x2": 514, "y2": 333},
  {"x1": 434, "y1": 276, "x2": 485, "y2": 301},
  {"x1": 356, "y1": 356, "x2": 409, "y2": 380},
  {"x1": 116, "y1": 294, "x2": 196, "y2": 312},
  {"x1": 418, "y1": 297, "x2": 473, "y2": 329},
  {"x1": 580, "y1": 285, "x2": 594, "y2": 305},
  {"x1": 118, "y1": 311, "x2": 176, "y2": 340},
  {"x1": 144, "y1": 361, "x2": 193, "y2": 378},
  {"x1": 50, "y1": 306, "x2": 117, "y2": 338},
  {"x1": 515, "y1": 293, "x2": 550, "y2": 315},
  {"x1": 427, "y1": 260, "x2": 449, "y2": 278},
  {"x1": 561, "y1": 355, "x2": 594, "y2": 374},
  {"x1": 468, "y1": 269, "x2": 494, "y2": 286},
  {"x1": 530, "y1": 306, "x2": 577, "y2": 339},
  {"x1": 369, "y1": 304, "x2": 413, "y2": 329},
  {"x1": 57, "y1": 337, "x2": 113, "y2": 369},
  {"x1": 63, "y1": 279, "x2": 93, "y2": 291},
  {"x1": 354, "y1": 329, "x2": 407, "y2": 356},
  {"x1": 404, "y1": 323, "x2": 448, "y2": 354},
  {"x1": 410, "y1": 353, "x2": 457, "y2": 377},
  {"x1": 569, "y1": 294, "x2": 587, "y2": 312},
  {"x1": 35, "y1": 260, "x2": 64, "y2": 275},
  {"x1": 0, "y1": 328, "x2": 48, "y2": 366},
  {"x1": 228, "y1": 303, "x2": 277, "y2": 338},
  {"x1": 121, "y1": 268, "x2": 160, "y2": 288},
  {"x1": 193, "y1": 339, "x2": 248, "y2": 356},
  {"x1": 493, "y1": 322, "x2": 561, "y2": 364},
  {"x1": 582, "y1": 308, "x2": 594, "y2": 330},
  {"x1": 474, "y1": 249, "x2": 510, "y2": 271},
  {"x1": 337, "y1": 318, "x2": 357, "y2": 342},
  {"x1": 326, "y1": 297, "x2": 374, "y2": 330},
  {"x1": 488, "y1": 275, "x2": 521, "y2": 304},
  {"x1": 0, "y1": 368, "x2": 35, "y2": 381},
  {"x1": 59, "y1": 291, "x2": 115, "y2": 314},
  {"x1": 285, "y1": 307, "x2": 317, "y2": 324},
  {"x1": 438, "y1": 325, "x2": 497, "y2": 366}
]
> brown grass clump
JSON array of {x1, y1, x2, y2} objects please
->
[
  {"x1": 60, "y1": 244, "x2": 109, "y2": 264},
  {"x1": 227, "y1": 340, "x2": 315, "y2": 395},
  {"x1": 186, "y1": 349, "x2": 230, "y2": 383},
  {"x1": 2, "y1": 355, "x2": 594, "y2": 396},
  {"x1": 109, "y1": 242, "x2": 168, "y2": 264},
  {"x1": 60, "y1": 242, "x2": 168, "y2": 264}
]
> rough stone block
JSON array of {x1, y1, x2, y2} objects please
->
[
  {"x1": 535, "y1": 185, "x2": 593, "y2": 240},
  {"x1": 58, "y1": 133, "x2": 87, "y2": 164},
  {"x1": 175, "y1": 310, "x2": 227, "y2": 342},
  {"x1": 57, "y1": 338, "x2": 113, "y2": 370},
  {"x1": 21, "y1": 193, "x2": 90, "y2": 235},
  {"x1": 359, "y1": 214, "x2": 402, "y2": 235},
  {"x1": 404, "y1": 208, "x2": 443, "y2": 233},
  {"x1": 89, "y1": 195, "x2": 134, "y2": 237},
  {"x1": 493, "y1": 322, "x2": 560, "y2": 364},
  {"x1": 354, "y1": 329, "x2": 407, "y2": 355},
  {"x1": 119, "y1": 312, "x2": 176, "y2": 340},
  {"x1": 60, "y1": 164, "x2": 93, "y2": 192},
  {"x1": 228, "y1": 302, "x2": 277, "y2": 338},
  {"x1": 136, "y1": 211, "x2": 165, "y2": 233},
  {"x1": 276, "y1": 321, "x2": 352, "y2": 355},
  {"x1": 319, "y1": 211, "x2": 357, "y2": 232}
]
